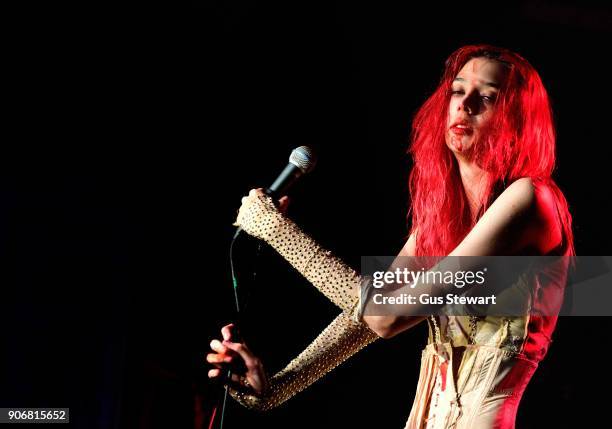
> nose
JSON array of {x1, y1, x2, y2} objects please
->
[
  {"x1": 458, "y1": 101, "x2": 471, "y2": 115},
  {"x1": 458, "y1": 92, "x2": 479, "y2": 115}
]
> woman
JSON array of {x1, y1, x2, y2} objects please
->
[{"x1": 207, "y1": 45, "x2": 574, "y2": 428}]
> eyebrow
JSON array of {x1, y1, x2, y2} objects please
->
[{"x1": 453, "y1": 77, "x2": 500, "y2": 89}]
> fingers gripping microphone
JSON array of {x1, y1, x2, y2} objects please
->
[{"x1": 233, "y1": 146, "x2": 317, "y2": 240}]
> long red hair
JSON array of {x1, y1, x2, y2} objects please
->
[{"x1": 408, "y1": 45, "x2": 574, "y2": 257}]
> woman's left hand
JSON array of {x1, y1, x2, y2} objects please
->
[{"x1": 207, "y1": 323, "x2": 269, "y2": 395}]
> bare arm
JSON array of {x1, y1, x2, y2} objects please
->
[
  {"x1": 363, "y1": 229, "x2": 428, "y2": 337},
  {"x1": 366, "y1": 177, "x2": 561, "y2": 338}
]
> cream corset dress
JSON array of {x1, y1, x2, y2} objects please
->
[{"x1": 405, "y1": 255, "x2": 570, "y2": 429}]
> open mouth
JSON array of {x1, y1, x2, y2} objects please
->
[{"x1": 450, "y1": 124, "x2": 473, "y2": 135}]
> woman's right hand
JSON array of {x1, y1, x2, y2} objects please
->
[
  {"x1": 232, "y1": 188, "x2": 290, "y2": 239},
  {"x1": 207, "y1": 323, "x2": 269, "y2": 395}
]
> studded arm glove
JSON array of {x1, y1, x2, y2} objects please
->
[
  {"x1": 228, "y1": 309, "x2": 379, "y2": 410},
  {"x1": 235, "y1": 191, "x2": 362, "y2": 315}
]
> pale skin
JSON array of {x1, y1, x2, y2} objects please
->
[{"x1": 207, "y1": 57, "x2": 564, "y2": 395}]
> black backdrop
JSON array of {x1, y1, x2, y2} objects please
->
[{"x1": 1, "y1": 1, "x2": 611, "y2": 428}]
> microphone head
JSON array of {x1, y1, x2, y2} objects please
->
[{"x1": 289, "y1": 146, "x2": 317, "y2": 174}]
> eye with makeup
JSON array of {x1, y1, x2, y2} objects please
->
[
  {"x1": 450, "y1": 88, "x2": 497, "y2": 104},
  {"x1": 481, "y1": 93, "x2": 497, "y2": 103}
]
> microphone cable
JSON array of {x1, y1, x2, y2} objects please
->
[{"x1": 208, "y1": 232, "x2": 262, "y2": 429}]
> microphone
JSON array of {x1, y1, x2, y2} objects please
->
[
  {"x1": 233, "y1": 146, "x2": 317, "y2": 239},
  {"x1": 266, "y1": 145, "x2": 317, "y2": 198}
]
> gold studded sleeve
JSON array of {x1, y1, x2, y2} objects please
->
[
  {"x1": 235, "y1": 192, "x2": 362, "y2": 313},
  {"x1": 229, "y1": 309, "x2": 379, "y2": 410}
]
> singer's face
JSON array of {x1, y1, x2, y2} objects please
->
[{"x1": 446, "y1": 57, "x2": 508, "y2": 157}]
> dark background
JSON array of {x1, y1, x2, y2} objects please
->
[{"x1": 1, "y1": 0, "x2": 610, "y2": 428}]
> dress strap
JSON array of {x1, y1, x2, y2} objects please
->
[
  {"x1": 468, "y1": 316, "x2": 480, "y2": 345},
  {"x1": 429, "y1": 315, "x2": 442, "y2": 344}
]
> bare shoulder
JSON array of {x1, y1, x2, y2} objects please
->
[
  {"x1": 449, "y1": 177, "x2": 555, "y2": 256},
  {"x1": 530, "y1": 179, "x2": 564, "y2": 254},
  {"x1": 500, "y1": 177, "x2": 562, "y2": 254},
  {"x1": 500, "y1": 177, "x2": 536, "y2": 210},
  {"x1": 476, "y1": 177, "x2": 536, "y2": 231}
]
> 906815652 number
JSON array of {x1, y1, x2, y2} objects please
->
[{"x1": 1, "y1": 408, "x2": 69, "y2": 423}]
